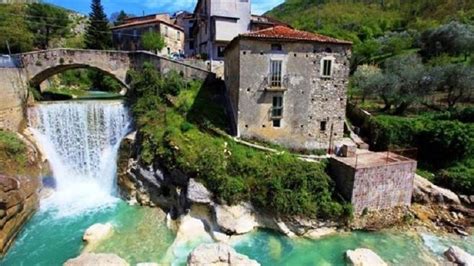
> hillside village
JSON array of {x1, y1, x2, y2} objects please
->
[{"x1": 0, "y1": 0, "x2": 473, "y2": 265}]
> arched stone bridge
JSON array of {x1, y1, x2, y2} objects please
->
[
  {"x1": 19, "y1": 48, "x2": 211, "y2": 90},
  {"x1": 0, "y1": 48, "x2": 213, "y2": 131}
]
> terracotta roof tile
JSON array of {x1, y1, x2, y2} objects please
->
[{"x1": 241, "y1": 25, "x2": 352, "y2": 45}]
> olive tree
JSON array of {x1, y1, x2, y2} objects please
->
[{"x1": 432, "y1": 64, "x2": 474, "y2": 110}]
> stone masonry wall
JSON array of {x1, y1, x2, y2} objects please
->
[
  {"x1": 226, "y1": 39, "x2": 351, "y2": 150},
  {"x1": 0, "y1": 68, "x2": 28, "y2": 132},
  {"x1": 351, "y1": 161, "x2": 416, "y2": 213}
]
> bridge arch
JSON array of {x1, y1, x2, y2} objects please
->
[{"x1": 20, "y1": 49, "x2": 131, "y2": 95}]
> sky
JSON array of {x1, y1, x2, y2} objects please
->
[{"x1": 44, "y1": 0, "x2": 285, "y2": 17}]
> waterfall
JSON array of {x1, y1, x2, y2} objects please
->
[{"x1": 28, "y1": 101, "x2": 131, "y2": 217}]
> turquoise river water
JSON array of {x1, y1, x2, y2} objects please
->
[{"x1": 2, "y1": 100, "x2": 472, "y2": 265}]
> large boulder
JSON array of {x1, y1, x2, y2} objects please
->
[
  {"x1": 213, "y1": 202, "x2": 259, "y2": 235},
  {"x1": 187, "y1": 243, "x2": 259, "y2": 266},
  {"x1": 187, "y1": 179, "x2": 212, "y2": 204},
  {"x1": 64, "y1": 253, "x2": 129, "y2": 266},
  {"x1": 413, "y1": 175, "x2": 461, "y2": 205},
  {"x1": 346, "y1": 248, "x2": 387, "y2": 266},
  {"x1": 444, "y1": 246, "x2": 474, "y2": 266},
  {"x1": 83, "y1": 223, "x2": 113, "y2": 251}
]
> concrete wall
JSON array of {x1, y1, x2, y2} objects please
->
[
  {"x1": 225, "y1": 39, "x2": 351, "y2": 150},
  {"x1": 0, "y1": 68, "x2": 28, "y2": 132}
]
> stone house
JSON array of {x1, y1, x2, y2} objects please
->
[
  {"x1": 111, "y1": 13, "x2": 185, "y2": 56},
  {"x1": 174, "y1": 11, "x2": 196, "y2": 57},
  {"x1": 224, "y1": 26, "x2": 352, "y2": 150}
]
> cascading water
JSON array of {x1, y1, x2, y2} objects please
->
[{"x1": 28, "y1": 100, "x2": 131, "y2": 217}]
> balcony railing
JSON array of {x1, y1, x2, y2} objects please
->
[{"x1": 262, "y1": 75, "x2": 289, "y2": 91}]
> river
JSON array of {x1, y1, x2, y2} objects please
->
[{"x1": 1, "y1": 100, "x2": 472, "y2": 265}]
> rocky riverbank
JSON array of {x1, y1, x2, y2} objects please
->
[
  {"x1": 0, "y1": 129, "x2": 47, "y2": 256},
  {"x1": 118, "y1": 133, "x2": 473, "y2": 241}
]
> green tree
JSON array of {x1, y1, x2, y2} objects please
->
[
  {"x1": 432, "y1": 64, "x2": 474, "y2": 110},
  {"x1": 141, "y1": 31, "x2": 166, "y2": 54},
  {"x1": 112, "y1": 10, "x2": 129, "y2": 26},
  {"x1": 0, "y1": 4, "x2": 33, "y2": 53},
  {"x1": 84, "y1": 0, "x2": 112, "y2": 50},
  {"x1": 26, "y1": 3, "x2": 70, "y2": 49}
]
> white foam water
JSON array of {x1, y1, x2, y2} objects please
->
[{"x1": 28, "y1": 101, "x2": 131, "y2": 217}]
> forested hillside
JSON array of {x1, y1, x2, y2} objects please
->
[{"x1": 267, "y1": 0, "x2": 474, "y2": 43}]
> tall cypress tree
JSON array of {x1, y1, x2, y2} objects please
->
[{"x1": 84, "y1": 0, "x2": 112, "y2": 50}]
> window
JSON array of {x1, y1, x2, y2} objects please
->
[
  {"x1": 272, "y1": 96, "x2": 283, "y2": 127},
  {"x1": 270, "y1": 60, "x2": 282, "y2": 87},
  {"x1": 167, "y1": 47, "x2": 171, "y2": 55},
  {"x1": 273, "y1": 119, "x2": 281, "y2": 127},
  {"x1": 149, "y1": 27, "x2": 153, "y2": 32},
  {"x1": 271, "y1": 43, "x2": 282, "y2": 51},
  {"x1": 189, "y1": 41, "x2": 194, "y2": 49},
  {"x1": 320, "y1": 121, "x2": 327, "y2": 131},
  {"x1": 177, "y1": 31, "x2": 180, "y2": 39},
  {"x1": 165, "y1": 26, "x2": 168, "y2": 36},
  {"x1": 217, "y1": 46, "x2": 225, "y2": 58},
  {"x1": 133, "y1": 29, "x2": 138, "y2": 38},
  {"x1": 272, "y1": 96, "x2": 283, "y2": 118},
  {"x1": 321, "y1": 58, "x2": 333, "y2": 77}
]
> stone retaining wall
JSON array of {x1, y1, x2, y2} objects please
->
[{"x1": 0, "y1": 68, "x2": 28, "y2": 132}]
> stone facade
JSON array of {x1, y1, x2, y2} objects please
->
[
  {"x1": 224, "y1": 27, "x2": 352, "y2": 150},
  {"x1": 0, "y1": 67, "x2": 28, "y2": 132},
  {"x1": 330, "y1": 152, "x2": 416, "y2": 214},
  {"x1": 112, "y1": 14, "x2": 185, "y2": 56},
  {"x1": 174, "y1": 11, "x2": 196, "y2": 57}
]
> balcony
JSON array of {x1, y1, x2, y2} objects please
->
[{"x1": 262, "y1": 75, "x2": 289, "y2": 92}]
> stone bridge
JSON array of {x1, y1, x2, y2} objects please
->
[{"x1": 0, "y1": 48, "x2": 213, "y2": 131}]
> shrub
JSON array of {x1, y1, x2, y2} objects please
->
[
  {"x1": 438, "y1": 159, "x2": 474, "y2": 195},
  {"x1": 0, "y1": 131, "x2": 28, "y2": 175}
]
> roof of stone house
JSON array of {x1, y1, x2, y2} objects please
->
[
  {"x1": 111, "y1": 17, "x2": 184, "y2": 32},
  {"x1": 239, "y1": 25, "x2": 352, "y2": 45}
]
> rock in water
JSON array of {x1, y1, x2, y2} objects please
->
[
  {"x1": 64, "y1": 253, "x2": 129, "y2": 266},
  {"x1": 186, "y1": 178, "x2": 212, "y2": 204},
  {"x1": 187, "y1": 243, "x2": 260, "y2": 266},
  {"x1": 444, "y1": 246, "x2": 474, "y2": 266},
  {"x1": 82, "y1": 223, "x2": 113, "y2": 251},
  {"x1": 213, "y1": 202, "x2": 258, "y2": 235},
  {"x1": 346, "y1": 248, "x2": 388, "y2": 266}
]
